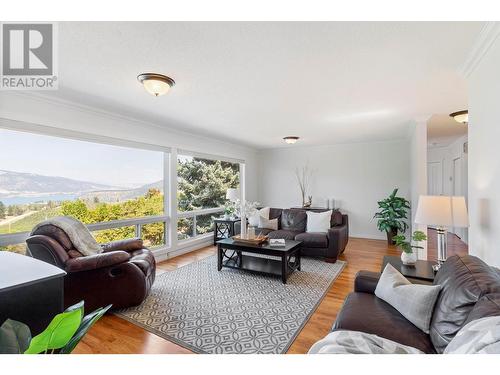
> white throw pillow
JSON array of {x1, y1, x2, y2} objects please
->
[
  {"x1": 375, "y1": 264, "x2": 441, "y2": 334},
  {"x1": 258, "y1": 216, "x2": 278, "y2": 230},
  {"x1": 247, "y1": 207, "x2": 270, "y2": 227},
  {"x1": 306, "y1": 210, "x2": 332, "y2": 233}
]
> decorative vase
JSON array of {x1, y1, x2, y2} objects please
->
[
  {"x1": 401, "y1": 251, "x2": 417, "y2": 266},
  {"x1": 240, "y1": 216, "x2": 247, "y2": 239}
]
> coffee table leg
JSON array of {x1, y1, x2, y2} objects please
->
[
  {"x1": 281, "y1": 255, "x2": 287, "y2": 284},
  {"x1": 237, "y1": 250, "x2": 242, "y2": 268},
  {"x1": 297, "y1": 249, "x2": 301, "y2": 271},
  {"x1": 217, "y1": 244, "x2": 222, "y2": 271}
]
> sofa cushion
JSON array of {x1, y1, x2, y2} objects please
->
[
  {"x1": 430, "y1": 255, "x2": 500, "y2": 353},
  {"x1": 258, "y1": 216, "x2": 278, "y2": 230},
  {"x1": 333, "y1": 292, "x2": 436, "y2": 353},
  {"x1": 295, "y1": 232, "x2": 328, "y2": 248},
  {"x1": 331, "y1": 210, "x2": 343, "y2": 226},
  {"x1": 268, "y1": 230, "x2": 301, "y2": 240},
  {"x1": 306, "y1": 210, "x2": 332, "y2": 233},
  {"x1": 255, "y1": 228, "x2": 274, "y2": 236},
  {"x1": 248, "y1": 207, "x2": 270, "y2": 227},
  {"x1": 281, "y1": 209, "x2": 307, "y2": 232},
  {"x1": 464, "y1": 293, "x2": 500, "y2": 325},
  {"x1": 375, "y1": 264, "x2": 441, "y2": 333},
  {"x1": 269, "y1": 208, "x2": 283, "y2": 220}
]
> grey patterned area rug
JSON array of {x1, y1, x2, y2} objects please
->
[{"x1": 115, "y1": 255, "x2": 346, "y2": 354}]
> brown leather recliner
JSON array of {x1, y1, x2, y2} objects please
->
[{"x1": 26, "y1": 223, "x2": 156, "y2": 313}]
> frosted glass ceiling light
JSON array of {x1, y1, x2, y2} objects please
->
[
  {"x1": 450, "y1": 110, "x2": 468, "y2": 124},
  {"x1": 137, "y1": 73, "x2": 175, "y2": 97},
  {"x1": 283, "y1": 136, "x2": 300, "y2": 144}
]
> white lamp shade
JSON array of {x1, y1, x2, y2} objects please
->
[
  {"x1": 226, "y1": 188, "x2": 239, "y2": 201},
  {"x1": 414, "y1": 195, "x2": 469, "y2": 228}
]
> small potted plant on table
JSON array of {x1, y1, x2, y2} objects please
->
[{"x1": 393, "y1": 230, "x2": 427, "y2": 266}]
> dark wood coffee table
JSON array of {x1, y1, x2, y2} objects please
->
[{"x1": 216, "y1": 238, "x2": 302, "y2": 284}]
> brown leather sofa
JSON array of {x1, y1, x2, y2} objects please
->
[
  {"x1": 332, "y1": 255, "x2": 500, "y2": 353},
  {"x1": 236, "y1": 208, "x2": 348, "y2": 263},
  {"x1": 26, "y1": 224, "x2": 156, "y2": 313}
]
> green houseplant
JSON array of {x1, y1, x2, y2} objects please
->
[
  {"x1": 393, "y1": 230, "x2": 427, "y2": 265},
  {"x1": 0, "y1": 301, "x2": 110, "y2": 354},
  {"x1": 373, "y1": 188, "x2": 411, "y2": 245}
]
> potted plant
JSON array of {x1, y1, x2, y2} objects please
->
[
  {"x1": 0, "y1": 301, "x2": 110, "y2": 354},
  {"x1": 373, "y1": 188, "x2": 410, "y2": 245},
  {"x1": 393, "y1": 230, "x2": 427, "y2": 266},
  {"x1": 223, "y1": 202, "x2": 235, "y2": 219}
]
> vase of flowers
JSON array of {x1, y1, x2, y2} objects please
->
[
  {"x1": 223, "y1": 203, "x2": 235, "y2": 219},
  {"x1": 233, "y1": 199, "x2": 259, "y2": 239},
  {"x1": 393, "y1": 230, "x2": 427, "y2": 266}
]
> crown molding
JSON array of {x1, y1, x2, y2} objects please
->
[{"x1": 459, "y1": 22, "x2": 500, "y2": 78}]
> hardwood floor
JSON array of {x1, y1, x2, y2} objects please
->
[{"x1": 74, "y1": 233, "x2": 468, "y2": 354}]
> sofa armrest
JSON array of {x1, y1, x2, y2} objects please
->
[
  {"x1": 354, "y1": 271, "x2": 381, "y2": 294},
  {"x1": 326, "y1": 224, "x2": 348, "y2": 261},
  {"x1": 101, "y1": 238, "x2": 144, "y2": 253},
  {"x1": 65, "y1": 251, "x2": 131, "y2": 272}
]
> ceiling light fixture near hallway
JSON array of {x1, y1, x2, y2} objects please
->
[
  {"x1": 450, "y1": 110, "x2": 468, "y2": 124},
  {"x1": 137, "y1": 73, "x2": 175, "y2": 97},
  {"x1": 283, "y1": 136, "x2": 300, "y2": 144}
]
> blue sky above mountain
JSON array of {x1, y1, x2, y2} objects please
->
[{"x1": 0, "y1": 129, "x2": 163, "y2": 187}]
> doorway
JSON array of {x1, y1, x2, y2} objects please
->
[{"x1": 426, "y1": 114, "x2": 468, "y2": 243}]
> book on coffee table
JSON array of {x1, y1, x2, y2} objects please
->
[{"x1": 269, "y1": 239, "x2": 286, "y2": 247}]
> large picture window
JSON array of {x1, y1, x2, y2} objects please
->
[
  {"x1": 0, "y1": 129, "x2": 166, "y2": 252},
  {"x1": 0, "y1": 128, "x2": 245, "y2": 253},
  {"x1": 177, "y1": 154, "x2": 240, "y2": 240}
]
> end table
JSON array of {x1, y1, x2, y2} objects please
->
[
  {"x1": 382, "y1": 255, "x2": 437, "y2": 284},
  {"x1": 213, "y1": 217, "x2": 241, "y2": 245}
]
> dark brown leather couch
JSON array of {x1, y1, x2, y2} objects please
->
[
  {"x1": 332, "y1": 255, "x2": 500, "y2": 353},
  {"x1": 236, "y1": 208, "x2": 348, "y2": 263},
  {"x1": 26, "y1": 224, "x2": 156, "y2": 313}
]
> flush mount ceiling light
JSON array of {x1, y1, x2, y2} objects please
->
[
  {"x1": 450, "y1": 110, "x2": 468, "y2": 124},
  {"x1": 137, "y1": 73, "x2": 175, "y2": 97},
  {"x1": 283, "y1": 136, "x2": 300, "y2": 144}
]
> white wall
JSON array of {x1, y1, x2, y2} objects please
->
[
  {"x1": 467, "y1": 28, "x2": 500, "y2": 267},
  {"x1": 257, "y1": 140, "x2": 410, "y2": 240},
  {"x1": 0, "y1": 92, "x2": 259, "y2": 201},
  {"x1": 409, "y1": 120, "x2": 428, "y2": 259}
]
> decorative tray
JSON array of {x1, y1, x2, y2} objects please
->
[{"x1": 231, "y1": 235, "x2": 268, "y2": 245}]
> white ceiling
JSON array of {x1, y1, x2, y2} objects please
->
[
  {"x1": 49, "y1": 22, "x2": 484, "y2": 149},
  {"x1": 427, "y1": 114, "x2": 468, "y2": 146}
]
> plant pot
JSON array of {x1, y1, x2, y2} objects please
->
[
  {"x1": 401, "y1": 251, "x2": 417, "y2": 266},
  {"x1": 386, "y1": 227, "x2": 398, "y2": 245}
]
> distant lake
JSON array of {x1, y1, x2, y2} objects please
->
[{"x1": 0, "y1": 194, "x2": 78, "y2": 206}]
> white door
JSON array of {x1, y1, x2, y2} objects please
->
[{"x1": 427, "y1": 161, "x2": 443, "y2": 195}]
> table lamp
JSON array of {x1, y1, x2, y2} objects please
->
[{"x1": 414, "y1": 195, "x2": 469, "y2": 270}]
